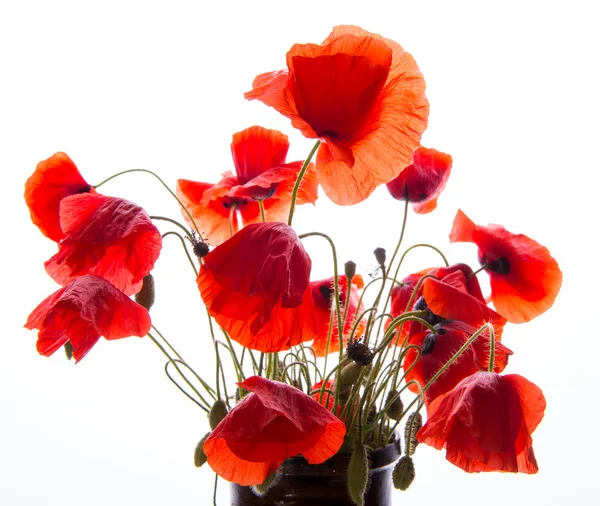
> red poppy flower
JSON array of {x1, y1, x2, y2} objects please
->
[
  {"x1": 24, "y1": 275, "x2": 151, "y2": 362},
  {"x1": 450, "y1": 209, "x2": 563, "y2": 323},
  {"x1": 197, "y1": 222, "x2": 317, "y2": 352},
  {"x1": 203, "y1": 376, "x2": 346, "y2": 485},
  {"x1": 386, "y1": 146, "x2": 452, "y2": 213},
  {"x1": 417, "y1": 371, "x2": 546, "y2": 474},
  {"x1": 177, "y1": 126, "x2": 318, "y2": 246},
  {"x1": 245, "y1": 25, "x2": 429, "y2": 205},
  {"x1": 403, "y1": 320, "x2": 512, "y2": 405},
  {"x1": 310, "y1": 274, "x2": 366, "y2": 356},
  {"x1": 44, "y1": 194, "x2": 162, "y2": 296},
  {"x1": 389, "y1": 264, "x2": 505, "y2": 345},
  {"x1": 24, "y1": 152, "x2": 95, "y2": 242}
]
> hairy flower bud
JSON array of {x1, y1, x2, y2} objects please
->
[
  {"x1": 347, "y1": 443, "x2": 370, "y2": 506},
  {"x1": 64, "y1": 340, "x2": 73, "y2": 360},
  {"x1": 393, "y1": 456, "x2": 415, "y2": 491},
  {"x1": 347, "y1": 339, "x2": 373, "y2": 366},
  {"x1": 208, "y1": 399, "x2": 228, "y2": 430},
  {"x1": 338, "y1": 362, "x2": 362, "y2": 392},
  {"x1": 134, "y1": 273, "x2": 155, "y2": 311},
  {"x1": 385, "y1": 390, "x2": 403, "y2": 420},
  {"x1": 404, "y1": 412, "x2": 423, "y2": 456},
  {"x1": 251, "y1": 468, "x2": 282, "y2": 497},
  {"x1": 194, "y1": 432, "x2": 210, "y2": 467}
]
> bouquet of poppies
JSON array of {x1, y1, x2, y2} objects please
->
[{"x1": 23, "y1": 25, "x2": 562, "y2": 505}]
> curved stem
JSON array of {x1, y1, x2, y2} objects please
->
[
  {"x1": 288, "y1": 140, "x2": 321, "y2": 226},
  {"x1": 150, "y1": 215, "x2": 193, "y2": 239},
  {"x1": 161, "y1": 231, "x2": 198, "y2": 276},
  {"x1": 93, "y1": 168, "x2": 200, "y2": 235}
]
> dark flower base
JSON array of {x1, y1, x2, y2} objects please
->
[{"x1": 230, "y1": 438, "x2": 402, "y2": 505}]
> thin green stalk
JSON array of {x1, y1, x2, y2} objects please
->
[
  {"x1": 93, "y1": 168, "x2": 200, "y2": 234},
  {"x1": 288, "y1": 140, "x2": 321, "y2": 226},
  {"x1": 161, "y1": 231, "x2": 198, "y2": 276},
  {"x1": 150, "y1": 215, "x2": 193, "y2": 239}
]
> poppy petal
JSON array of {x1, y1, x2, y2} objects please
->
[
  {"x1": 231, "y1": 126, "x2": 289, "y2": 183},
  {"x1": 44, "y1": 194, "x2": 162, "y2": 295},
  {"x1": 24, "y1": 152, "x2": 94, "y2": 242}
]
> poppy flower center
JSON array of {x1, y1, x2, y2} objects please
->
[
  {"x1": 222, "y1": 197, "x2": 250, "y2": 209},
  {"x1": 414, "y1": 296, "x2": 444, "y2": 327},
  {"x1": 291, "y1": 52, "x2": 391, "y2": 141},
  {"x1": 481, "y1": 255, "x2": 511, "y2": 275}
]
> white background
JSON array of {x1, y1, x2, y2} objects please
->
[{"x1": 1, "y1": 1, "x2": 598, "y2": 505}]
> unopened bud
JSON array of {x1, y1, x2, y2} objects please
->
[
  {"x1": 135, "y1": 274, "x2": 155, "y2": 311},
  {"x1": 345, "y1": 261, "x2": 357, "y2": 281},
  {"x1": 373, "y1": 247, "x2": 386, "y2": 267},
  {"x1": 393, "y1": 456, "x2": 415, "y2": 491},
  {"x1": 208, "y1": 399, "x2": 228, "y2": 430},
  {"x1": 64, "y1": 341, "x2": 73, "y2": 360},
  {"x1": 251, "y1": 467, "x2": 281, "y2": 497},
  {"x1": 338, "y1": 362, "x2": 362, "y2": 391},
  {"x1": 193, "y1": 432, "x2": 210, "y2": 467},
  {"x1": 404, "y1": 412, "x2": 423, "y2": 456},
  {"x1": 347, "y1": 443, "x2": 369, "y2": 506},
  {"x1": 385, "y1": 390, "x2": 403, "y2": 421}
]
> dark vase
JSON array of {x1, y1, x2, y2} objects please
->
[{"x1": 230, "y1": 437, "x2": 401, "y2": 506}]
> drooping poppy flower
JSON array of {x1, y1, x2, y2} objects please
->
[
  {"x1": 450, "y1": 209, "x2": 563, "y2": 323},
  {"x1": 44, "y1": 194, "x2": 162, "y2": 296},
  {"x1": 203, "y1": 376, "x2": 346, "y2": 485},
  {"x1": 177, "y1": 125, "x2": 318, "y2": 246},
  {"x1": 245, "y1": 25, "x2": 429, "y2": 205},
  {"x1": 403, "y1": 320, "x2": 512, "y2": 405},
  {"x1": 389, "y1": 264, "x2": 505, "y2": 345},
  {"x1": 417, "y1": 371, "x2": 546, "y2": 474},
  {"x1": 386, "y1": 146, "x2": 452, "y2": 213},
  {"x1": 310, "y1": 274, "x2": 366, "y2": 356},
  {"x1": 24, "y1": 275, "x2": 151, "y2": 362},
  {"x1": 197, "y1": 222, "x2": 317, "y2": 352},
  {"x1": 24, "y1": 152, "x2": 95, "y2": 242}
]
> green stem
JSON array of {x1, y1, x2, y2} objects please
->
[
  {"x1": 150, "y1": 215, "x2": 193, "y2": 239},
  {"x1": 488, "y1": 324, "x2": 496, "y2": 372},
  {"x1": 259, "y1": 200, "x2": 266, "y2": 223},
  {"x1": 93, "y1": 168, "x2": 200, "y2": 235},
  {"x1": 288, "y1": 140, "x2": 321, "y2": 226},
  {"x1": 161, "y1": 231, "x2": 198, "y2": 276}
]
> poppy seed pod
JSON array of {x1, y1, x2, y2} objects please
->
[
  {"x1": 347, "y1": 443, "x2": 369, "y2": 506},
  {"x1": 393, "y1": 456, "x2": 415, "y2": 491},
  {"x1": 373, "y1": 247, "x2": 386, "y2": 267},
  {"x1": 64, "y1": 341, "x2": 73, "y2": 361},
  {"x1": 194, "y1": 432, "x2": 210, "y2": 468},
  {"x1": 135, "y1": 274, "x2": 155, "y2": 311},
  {"x1": 344, "y1": 260, "x2": 357, "y2": 281}
]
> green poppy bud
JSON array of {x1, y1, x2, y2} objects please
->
[
  {"x1": 64, "y1": 340, "x2": 73, "y2": 360},
  {"x1": 345, "y1": 260, "x2": 357, "y2": 281},
  {"x1": 193, "y1": 432, "x2": 210, "y2": 468},
  {"x1": 250, "y1": 467, "x2": 281, "y2": 497},
  {"x1": 393, "y1": 456, "x2": 415, "y2": 491},
  {"x1": 404, "y1": 412, "x2": 423, "y2": 456},
  {"x1": 347, "y1": 443, "x2": 369, "y2": 506},
  {"x1": 134, "y1": 273, "x2": 155, "y2": 311},
  {"x1": 339, "y1": 362, "x2": 362, "y2": 392},
  {"x1": 385, "y1": 390, "x2": 403, "y2": 420},
  {"x1": 208, "y1": 399, "x2": 228, "y2": 430}
]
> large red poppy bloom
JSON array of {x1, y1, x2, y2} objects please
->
[
  {"x1": 24, "y1": 152, "x2": 95, "y2": 242},
  {"x1": 389, "y1": 264, "x2": 506, "y2": 345},
  {"x1": 44, "y1": 194, "x2": 162, "y2": 296},
  {"x1": 177, "y1": 126, "x2": 318, "y2": 246},
  {"x1": 245, "y1": 25, "x2": 429, "y2": 205},
  {"x1": 417, "y1": 371, "x2": 546, "y2": 474},
  {"x1": 197, "y1": 222, "x2": 317, "y2": 352},
  {"x1": 24, "y1": 275, "x2": 151, "y2": 362},
  {"x1": 403, "y1": 320, "x2": 513, "y2": 405},
  {"x1": 450, "y1": 209, "x2": 563, "y2": 323},
  {"x1": 310, "y1": 274, "x2": 365, "y2": 356},
  {"x1": 203, "y1": 376, "x2": 346, "y2": 485},
  {"x1": 386, "y1": 146, "x2": 452, "y2": 214}
]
